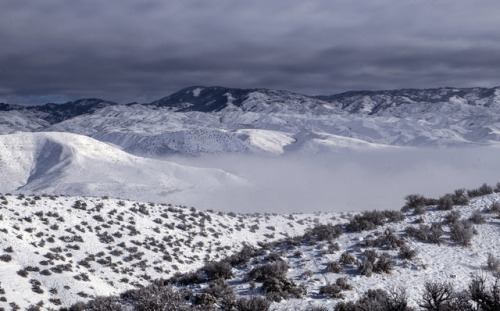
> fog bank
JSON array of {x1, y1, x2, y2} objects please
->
[{"x1": 167, "y1": 147, "x2": 500, "y2": 213}]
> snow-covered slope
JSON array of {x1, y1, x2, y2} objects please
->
[
  {"x1": 2, "y1": 86, "x2": 500, "y2": 157},
  {"x1": 0, "y1": 132, "x2": 243, "y2": 206},
  {"x1": 0, "y1": 194, "x2": 321, "y2": 309},
  {"x1": 1, "y1": 190, "x2": 499, "y2": 310}
]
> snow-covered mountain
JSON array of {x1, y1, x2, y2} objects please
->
[
  {"x1": 0, "y1": 189, "x2": 499, "y2": 310},
  {"x1": 0, "y1": 132, "x2": 243, "y2": 207},
  {"x1": 1, "y1": 86, "x2": 500, "y2": 157}
]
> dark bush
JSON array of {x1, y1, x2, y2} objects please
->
[
  {"x1": 306, "y1": 223, "x2": 343, "y2": 241},
  {"x1": 402, "y1": 194, "x2": 428, "y2": 211},
  {"x1": 203, "y1": 279, "x2": 236, "y2": 308},
  {"x1": 383, "y1": 210, "x2": 406, "y2": 222},
  {"x1": 263, "y1": 252, "x2": 283, "y2": 262},
  {"x1": 319, "y1": 283, "x2": 344, "y2": 298},
  {"x1": 374, "y1": 252, "x2": 394, "y2": 274},
  {"x1": 336, "y1": 277, "x2": 353, "y2": 290},
  {"x1": 234, "y1": 296, "x2": 270, "y2": 311},
  {"x1": 468, "y1": 183, "x2": 494, "y2": 198},
  {"x1": 261, "y1": 276, "x2": 305, "y2": 300},
  {"x1": 358, "y1": 260, "x2": 373, "y2": 277},
  {"x1": 339, "y1": 252, "x2": 356, "y2": 265},
  {"x1": 469, "y1": 212, "x2": 486, "y2": 224},
  {"x1": 444, "y1": 210, "x2": 461, "y2": 224},
  {"x1": 175, "y1": 271, "x2": 206, "y2": 286},
  {"x1": 227, "y1": 244, "x2": 257, "y2": 266},
  {"x1": 487, "y1": 253, "x2": 500, "y2": 273},
  {"x1": 468, "y1": 274, "x2": 500, "y2": 311},
  {"x1": 356, "y1": 289, "x2": 390, "y2": 311},
  {"x1": 121, "y1": 285, "x2": 188, "y2": 311},
  {"x1": 325, "y1": 261, "x2": 343, "y2": 273},
  {"x1": 437, "y1": 195, "x2": 454, "y2": 211},
  {"x1": 364, "y1": 228, "x2": 406, "y2": 249},
  {"x1": 85, "y1": 296, "x2": 122, "y2": 311},
  {"x1": 346, "y1": 210, "x2": 385, "y2": 232},
  {"x1": 399, "y1": 245, "x2": 418, "y2": 260},
  {"x1": 405, "y1": 223, "x2": 443, "y2": 244},
  {"x1": 202, "y1": 261, "x2": 233, "y2": 280},
  {"x1": 449, "y1": 220, "x2": 475, "y2": 247},
  {"x1": 363, "y1": 249, "x2": 378, "y2": 264},
  {"x1": 489, "y1": 202, "x2": 500, "y2": 214},
  {"x1": 451, "y1": 188, "x2": 470, "y2": 205},
  {"x1": 334, "y1": 301, "x2": 358, "y2": 311},
  {"x1": 0, "y1": 254, "x2": 12, "y2": 262},
  {"x1": 246, "y1": 261, "x2": 289, "y2": 282}
]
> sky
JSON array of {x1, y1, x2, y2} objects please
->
[{"x1": 1, "y1": 0, "x2": 500, "y2": 105}]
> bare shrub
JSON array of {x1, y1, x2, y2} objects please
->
[
  {"x1": 363, "y1": 249, "x2": 378, "y2": 264},
  {"x1": 246, "y1": 261, "x2": 289, "y2": 282},
  {"x1": 319, "y1": 283, "x2": 344, "y2": 298},
  {"x1": 306, "y1": 223, "x2": 342, "y2": 241},
  {"x1": 358, "y1": 260, "x2": 373, "y2": 277},
  {"x1": 444, "y1": 210, "x2": 461, "y2": 224},
  {"x1": 449, "y1": 220, "x2": 475, "y2": 247},
  {"x1": 339, "y1": 252, "x2": 356, "y2": 265},
  {"x1": 419, "y1": 281, "x2": 454, "y2": 311},
  {"x1": 399, "y1": 245, "x2": 418, "y2": 261},
  {"x1": 354, "y1": 289, "x2": 389, "y2": 311},
  {"x1": 374, "y1": 252, "x2": 394, "y2": 274},
  {"x1": 452, "y1": 188, "x2": 470, "y2": 205},
  {"x1": 261, "y1": 276, "x2": 306, "y2": 301},
  {"x1": 402, "y1": 194, "x2": 427, "y2": 212},
  {"x1": 469, "y1": 212, "x2": 486, "y2": 224},
  {"x1": 346, "y1": 210, "x2": 385, "y2": 232},
  {"x1": 487, "y1": 253, "x2": 500, "y2": 274},
  {"x1": 234, "y1": 296, "x2": 270, "y2": 311},
  {"x1": 468, "y1": 183, "x2": 494, "y2": 198},
  {"x1": 406, "y1": 223, "x2": 443, "y2": 244},
  {"x1": 325, "y1": 261, "x2": 343, "y2": 273},
  {"x1": 365, "y1": 228, "x2": 406, "y2": 249},
  {"x1": 336, "y1": 277, "x2": 353, "y2": 290},
  {"x1": 202, "y1": 261, "x2": 233, "y2": 280},
  {"x1": 121, "y1": 285, "x2": 188, "y2": 311},
  {"x1": 85, "y1": 296, "x2": 122, "y2": 311},
  {"x1": 489, "y1": 201, "x2": 500, "y2": 214},
  {"x1": 203, "y1": 279, "x2": 236, "y2": 309},
  {"x1": 468, "y1": 274, "x2": 500, "y2": 311},
  {"x1": 227, "y1": 244, "x2": 256, "y2": 266},
  {"x1": 175, "y1": 271, "x2": 206, "y2": 286},
  {"x1": 437, "y1": 195, "x2": 454, "y2": 211}
]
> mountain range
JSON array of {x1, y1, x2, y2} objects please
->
[{"x1": 1, "y1": 86, "x2": 499, "y2": 157}]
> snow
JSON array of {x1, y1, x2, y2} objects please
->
[
  {"x1": 0, "y1": 132, "x2": 245, "y2": 208},
  {"x1": 192, "y1": 88, "x2": 203, "y2": 97},
  {"x1": 1, "y1": 192, "x2": 499, "y2": 309},
  {"x1": 0, "y1": 193, "x2": 326, "y2": 309}
]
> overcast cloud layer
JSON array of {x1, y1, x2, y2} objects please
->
[{"x1": 2, "y1": 0, "x2": 500, "y2": 104}]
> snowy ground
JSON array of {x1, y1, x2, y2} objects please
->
[{"x1": 0, "y1": 191, "x2": 499, "y2": 310}]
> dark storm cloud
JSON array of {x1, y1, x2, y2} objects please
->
[{"x1": 1, "y1": 0, "x2": 500, "y2": 104}]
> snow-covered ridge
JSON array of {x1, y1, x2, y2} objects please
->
[
  {"x1": 1, "y1": 86, "x2": 500, "y2": 157},
  {"x1": 0, "y1": 132, "x2": 244, "y2": 205}
]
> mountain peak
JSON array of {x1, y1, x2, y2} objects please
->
[{"x1": 149, "y1": 86, "x2": 259, "y2": 112}]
